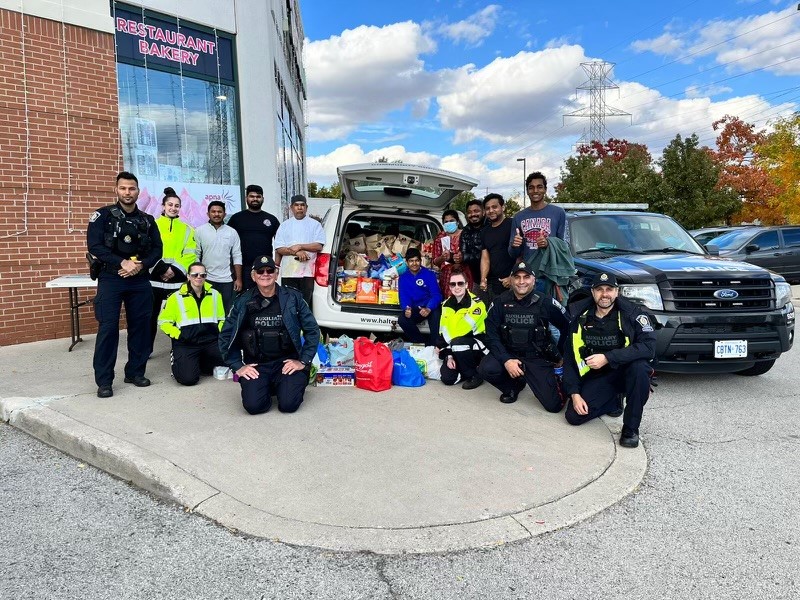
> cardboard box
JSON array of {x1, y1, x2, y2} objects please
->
[
  {"x1": 314, "y1": 366, "x2": 356, "y2": 387},
  {"x1": 378, "y1": 289, "x2": 399, "y2": 305}
]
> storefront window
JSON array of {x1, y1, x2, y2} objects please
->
[{"x1": 113, "y1": 3, "x2": 240, "y2": 227}]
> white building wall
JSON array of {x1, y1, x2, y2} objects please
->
[{"x1": 0, "y1": 0, "x2": 114, "y2": 32}]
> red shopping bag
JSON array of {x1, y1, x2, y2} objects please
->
[{"x1": 354, "y1": 337, "x2": 393, "y2": 392}]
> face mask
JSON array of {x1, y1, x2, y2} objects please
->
[{"x1": 443, "y1": 222, "x2": 458, "y2": 234}]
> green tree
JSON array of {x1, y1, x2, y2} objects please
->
[
  {"x1": 653, "y1": 134, "x2": 739, "y2": 229},
  {"x1": 307, "y1": 181, "x2": 342, "y2": 199},
  {"x1": 555, "y1": 139, "x2": 660, "y2": 205},
  {"x1": 504, "y1": 192, "x2": 522, "y2": 217},
  {"x1": 448, "y1": 191, "x2": 477, "y2": 214}
]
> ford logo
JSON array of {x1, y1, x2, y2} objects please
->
[{"x1": 713, "y1": 289, "x2": 739, "y2": 299}]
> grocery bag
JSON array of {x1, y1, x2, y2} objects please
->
[
  {"x1": 391, "y1": 349, "x2": 425, "y2": 387},
  {"x1": 407, "y1": 345, "x2": 443, "y2": 380},
  {"x1": 329, "y1": 334, "x2": 355, "y2": 366},
  {"x1": 354, "y1": 337, "x2": 393, "y2": 392}
]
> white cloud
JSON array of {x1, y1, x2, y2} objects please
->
[
  {"x1": 685, "y1": 84, "x2": 733, "y2": 98},
  {"x1": 436, "y1": 45, "x2": 590, "y2": 144},
  {"x1": 439, "y1": 5, "x2": 501, "y2": 46},
  {"x1": 304, "y1": 22, "x2": 449, "y2": 141},
  {"x1": 307, "y1": 143, "x2": 571, "y2": 200},
  {"x1": 630, "y1": 32, "x2": 685, "y2": 56},
  {"x1": 594, "y1": 81, "x2": 796, "y2": 156},
  {"x1": 631, "y1": 5, "x2": 800, "y2": 76}
]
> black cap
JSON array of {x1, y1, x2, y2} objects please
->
[
  {"x1": 290, "y1": 194, "x2": 307, "y2": 205},
  {"x1": 591, "y1": 272, "x2": 619, "y2": 288},
  {"x1": 251, "y1": 255, "x2": 277, "y2": 271},
  {"x1": 405, "y1": 247, "x2": 422, "y2": 261},
  {"x1": 512, "y1": 260, "x2": 534, "y2": 276}
]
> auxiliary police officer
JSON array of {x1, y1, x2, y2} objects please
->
[
  {"x1": 478, "y1": 260, "x2": 570, "y2": 410},
  {"x1": 87, "y1": 171, "x2": 162, "y2": 398},
  {"x1": 218, "y1": 255, "x2": 320, "y2": 415},
  {"x1": 562, "y1": 272, "x2": 656, "y2": 448}
]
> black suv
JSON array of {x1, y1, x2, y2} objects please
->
[{"x1": 567, "y1": 211, "x2": 795, "y2": 376}]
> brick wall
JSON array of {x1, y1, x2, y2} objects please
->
[{"x1": 0, "y1": 10, "x2": 120, "y2": 346}]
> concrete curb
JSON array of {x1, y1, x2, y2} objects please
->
[
  {"x1": 3, "y1": 397, "x2": 219, "y2": 510},
  {"x1": 1, "y1": 396, "x2": 646, "y2": 554}
]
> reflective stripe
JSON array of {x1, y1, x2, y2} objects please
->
[
  {"x1": 451, "y1": 337, "x2": 488, "y2": 355},
  {"x1": 462, "y1": 312, "x2": 478, "y2": 331},
  {"x1": 571, "y1": 310, "x2": 629, "y2": 377}
]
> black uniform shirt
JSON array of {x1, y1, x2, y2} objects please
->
[{"x1": 86, "y1": 203, "x2": 163, "y2": 277}]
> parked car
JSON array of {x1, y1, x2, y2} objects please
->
[
  {"x1": 567, "y1": 211, "x2": 795, "y2": 376},
  {"x1": 310, "y1": 163, "x2": 477, "y2": 336},
  {"x1": 705, "y1": 226, "x2": 800, "y2": 284},
  {"x1": 689, "y1": 226, "x2": 750, "y2": 246}
]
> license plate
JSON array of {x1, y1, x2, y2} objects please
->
[{"x1": 714, "y1": 340, "x2": 747, "y2": 359}]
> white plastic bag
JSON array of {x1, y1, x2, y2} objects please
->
[{"x1": 407, "y1": 345, "x2": 442, "y2": 381}]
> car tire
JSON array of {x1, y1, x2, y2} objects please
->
[{"x1": 734, "y1": 359, "x2": 776, "y2": 376}]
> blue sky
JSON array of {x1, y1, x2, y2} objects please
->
[{"x1": 299, "y1": 0, "x2": 800, "y2": 198}]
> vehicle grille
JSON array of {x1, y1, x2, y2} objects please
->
[{"x1": 661, "y1": 277, "x2": 775, "y2": 311}]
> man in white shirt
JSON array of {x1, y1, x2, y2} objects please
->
[
  {"x1": 274, "y1": 195, "x2": 326, "y2": 308},
  {"x1": 194, "y1": 201, "x2": 242, "y2": 313}
]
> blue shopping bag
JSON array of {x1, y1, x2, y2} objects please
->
[{"x1": 391, "y1": 349, "x2": 425, "y2": 387}]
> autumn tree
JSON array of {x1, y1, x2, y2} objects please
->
[
  {"x1": 709, "y1": 115, "x2": 781, "y2": 224},
  {"x1": 555, "y1": 138, "x2": 660, "y2": 205},
  {"x1": 755, "y1": 112, "x2": 800, "y2": 223},
  {"x1": 653, "y1": 134, "x2": 739, "y2": 229}
]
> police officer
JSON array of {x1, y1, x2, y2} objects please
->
[
  {"x1": 478, "y1": 260, "x2": 569, "y2": 410},
  {"x1": 218, "y1": 255, "x2": 320, "y2": 415},
  {"x1": 562, "y1": 272, "x2": 656, "y2": 448},
  {"x1": 436, "y1": 269, "x2": 488, "y2": 389},
  {"x1": 87, "y1": 171, "x2": 163, "y2": 398},
  {"x1": 157, "y1": 262, "x2": 226, "y2": 386}
]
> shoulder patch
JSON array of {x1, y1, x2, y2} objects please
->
[
  {"x1": 636, "y1": 314, "x2": 654, "y2": 332},
  {"x1": 472, "y1": 307, "x2": 482, "y2": 315},
  {"x1": 89, "y1": 211, "x2": 101, "y2": 223}
]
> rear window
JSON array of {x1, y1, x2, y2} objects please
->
[
  {"x1": 341, "y1": 214, "x2": 440, "y2": 243},
  {"x1": 781, "y1": 228, "x2": 800, "y2": 248}
]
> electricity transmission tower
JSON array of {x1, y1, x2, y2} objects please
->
[{"x1": 564, "y1": 60, "x2": 631, "y2": 146}]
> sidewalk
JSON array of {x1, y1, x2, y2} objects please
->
[{"x1": 1, "y1": 333, "x2": 645, "y2": 554}]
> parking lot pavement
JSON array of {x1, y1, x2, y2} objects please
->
[
  {"x1": 2, "y1": 340, "x2": 798, "y2": 599},
  {"x1": 1, "y1": 333, "x2": 644, "y2": 554}
]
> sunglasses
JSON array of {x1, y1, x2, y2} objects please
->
[
  {"x1": 449, "y1": 281, "x2": 466, "y2": 287},
  {"x1": 188, "y1": 273, "x2": 207, "y2": 278},
  {"x1": 255, "y1": 267, "x2": 277, "y2": 275}
]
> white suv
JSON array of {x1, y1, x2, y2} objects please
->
[{"x1": 310, "y1": 163, "x2": 479, "y2": 335}]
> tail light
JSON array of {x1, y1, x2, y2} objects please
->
[{"x1": 315, "y1": 252, "x2": 331, "y2": 287}]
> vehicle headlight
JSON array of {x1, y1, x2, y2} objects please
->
[
  {"x1": 775, "y1": 281, "x2": 792, "y2": 308},
  {"x1": 620, "y1": 284, "x2": 664, "y2": 311}
]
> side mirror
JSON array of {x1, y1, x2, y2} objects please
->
[
  {"x1": 745, "y1": 244, "x2": 759, "y2": 254},
  {"x1": 705, "y1": 244, "x2": 719, "y2": 256}
]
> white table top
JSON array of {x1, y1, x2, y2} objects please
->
[{"x1": 46, "y1": 274, "x2": 97, "y2": 288}]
